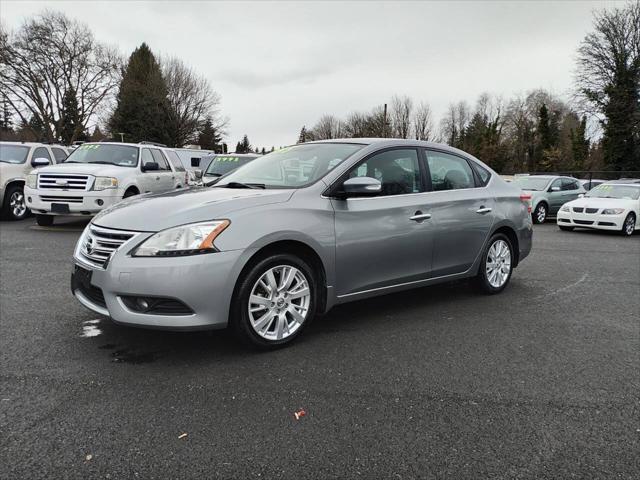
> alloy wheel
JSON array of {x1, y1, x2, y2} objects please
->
[
  {"x1": 536, "y1": 205, "x2": 546, "y2": 223},
  {"x1": 486, "y1": 239, "x2": 511, "y2": 288},
  {"x1": 248, "y1": 265, "x2": 311, "y2": 341},
  {"x1": 624, "y1": 215, "x2": 635, "y2": 235},
  {"x1": 9, "y1": 190, "x2": 27, "y2": 219}
]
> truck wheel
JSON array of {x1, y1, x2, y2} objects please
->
[
  {"x1": 36, "y1": 214, "x2": 54, "y2": 226},
  {"x1": 1, "y1": 184, "x2": 29, "y2": 221}
]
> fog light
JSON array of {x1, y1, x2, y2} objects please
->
[
  {"x1": 28, "y1": 197, "x2": 32, "y2": 202},
  {"x1": 136, "y1": 298, "x2": 149, "y2": 310},
  {"x1": 96, "y1": 199, "x2": 104, "y2": 206}
]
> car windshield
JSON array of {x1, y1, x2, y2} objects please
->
[
  {"x1": 586, "y1": 184, "x2": 640, "y2": 200},
  {"x1": 64, "y1": 144, "x2": 139, "y2": 167},
  {"x1": 513, "y1": 176, "x2": 552, "y2": 191},
  {"x1": 205, "y1": 156, "x2": 256, "y2": 177},
  {"x1": 216, "y1": 143, "x2": 364, "y2": 188},
  {"x1": 0, "y1": 145, "x2": 30, "y2": 164}
]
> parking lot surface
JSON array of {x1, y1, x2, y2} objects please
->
[{"x1": 1, "y1": 219, "x2": 638, "y2": 479}]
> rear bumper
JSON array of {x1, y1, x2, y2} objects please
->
[
  {"x1": 24, "y1": 186, "x2": 122, "y2": 216},
  {"x1": 556, "y1": 210, "x2": 625, "y2": 231}
]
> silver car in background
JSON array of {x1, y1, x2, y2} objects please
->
[
  {"x1": 71, "y1": 139, "x2": 532, "y2": 348},
  {"x1": 513, "y1": 175, "x2": 586, "y2": 223}
]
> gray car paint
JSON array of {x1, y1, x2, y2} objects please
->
[{"x1": 73, "y1": 139, "x2": 533, "y2": 330}]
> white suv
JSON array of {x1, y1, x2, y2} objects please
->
[
  {"x1": 24, "y1": 142, "x2": 188, "y2": 226},
  {"x1": 1, "y1": 142, "x2": 69, "y2": 220}
]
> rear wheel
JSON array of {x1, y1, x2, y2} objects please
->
[
  {"x1": 36, "y1": 214, "x2": 54, "y2": 226},
  {"x1": 1, "y1": 184, "x2": 29, "y2": 221},
  {"x1": 231, "y1": 253, "x2": 316, "y2": 349},
  {"x1": 475, "y1": 233, "x2": 514, "y2": 294},
  {"x1": 621, "y1": 213, "x2": 635, "y2": 236},
  {"x1": 532, "y1": 203, "x2": 547, "y2": 224},
  {"x1": 558, "y1": 225, "x2": 574, "y2": 231}
]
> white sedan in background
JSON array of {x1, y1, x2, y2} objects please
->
[{"x1": 557, "y1": 181, "x2": 640, "y2": 236}]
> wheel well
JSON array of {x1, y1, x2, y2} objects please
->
[
  {"x1": 234, "y1": 240, "x2": 328, "y2": 313},
  {"x1": 5, "y1": 180, "x2": 25, "y2": 191},
  {"x1": 535, "y1": 200, "x2": 548, "y2": 210},
  {"x1": 124, "y1": 186, "x2": 139, "y2": 195},
  {"x1": 493, "y1": 226, "x2": 520, "y2": 267}
]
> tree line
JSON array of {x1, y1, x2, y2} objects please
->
[
  {"x1": 298, "y1": 2, "x2": 639, "y2": 173},
  {"x1": 0, "y1": 11, "x2": 227, "y2": 151}
]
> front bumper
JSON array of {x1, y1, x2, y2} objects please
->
[
  {"x1": 556, "y1": 210, "x2": 625, "y2": 231},
  {"x1": 24, "y1": 186, "x2": 122, "y2": 216},
  {"x1": 71, "y1": 244, "x2": 246, "y2": 330}
]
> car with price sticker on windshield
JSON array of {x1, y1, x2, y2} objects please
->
[
  {"x1": 200, "y1": 154, "x2": 260, "y2": 186},
  {"x1": 70, "y1": 139, "x2": 532, "y2": 349},
  {"x1": 556, "y1": 180, "x2": 640, "y2": 236},
  {"x1": 24, "y1": 141, "x2": 188, "y2": 226}
]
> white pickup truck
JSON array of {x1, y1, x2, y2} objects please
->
[{"x1": 24, "y1": 142, "x2": 188, "y2": 226}]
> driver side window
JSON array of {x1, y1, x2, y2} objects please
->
[
  {"x1": 141, "y1": 149, "x2": 154, "y2": 169},
  {"x1": 549, "y1": 179, "x2": 562, "y2": 191},
  {"x1": 346, "y1": 149, "x2": 421, "y2": 196}
]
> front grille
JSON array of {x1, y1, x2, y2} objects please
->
[
  {"x1": 573, "y1": 207, "x2": 584, "y2": 213},
  {"x1": 573, "y1": 219, "x2": 594, "y2": 225},
  {"x1": 585, "y1": 208, "x2": 599, "y2": 214},
  {"x1": 78, "y1": 224, "x2": 138, "y2": 269},
  {"x1": 38, "y1": 174, "x2": 90, "y2": 190},
  {"x1": 40, "y1": 195, "x2": 83, "y2": 203}
]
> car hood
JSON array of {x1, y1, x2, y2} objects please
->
[
  {"x1": 36, "y1": 163, "x2": 133, "y2": 177},
  {"x1": 93, "y1": 186, "x2": 295, "y2": 232},
  {"x1": 565, "y1": 196, "x2": 636, "y2": 209}
]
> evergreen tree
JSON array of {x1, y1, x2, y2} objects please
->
[
  {"x1": 198, "y1": 117, "x2": 223, "y2": 151},
  {"x1": 298, "y1": 126, "x2": 308, "y2": 143},
  {"x1": 28, "y1": 116, "x2": 46, "y2": 142},
  {"x1": 570, "y1": 116, "x2": 590, "y2": 170},
  {"x1": 236, "y1": 135, "x2": 252, "y2": 153},
  {"x1": 90, "y1": 126, "x2": 107, "y2": 142},
  {"x1": 235, "y1": 141, "x2": 242, "y2": 153},
  {"x1": 109, "y1": 43, "x2": 172, "y2": 145},
  {"x1": 59, "y1": 87, "x2": 82, "y2": 144},
  {"x1": 261, "y1": 147, "x2": 266, "y2": 155}
]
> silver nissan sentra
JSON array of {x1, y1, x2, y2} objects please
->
[{"x1": 71, "y1": 139, "x2": 532, "y2": 348}]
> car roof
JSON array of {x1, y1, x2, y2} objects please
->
[
  {"x1": 0, "y1": 141, "x2": 61, "y2": 147},
  {"x1": 604, "y1": 179, "x2": 640, "y2": 185}
]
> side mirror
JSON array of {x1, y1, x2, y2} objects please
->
[
  {"x1": 549, "y1": 186, "x2": 561, "y2": 192},
  {"x1": 341, "y1": 177, "x2": 382, "y2": 198},
  {"x1": 31, "y1": 157, "x2": 50, "y2": 167},
  {"x1": 142, "y1": 161, "x2": 159, "y2": 172},
  {"x1": 194, "y1": 169, "x2": 203, "y2": 179}
]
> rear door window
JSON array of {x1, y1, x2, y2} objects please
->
[
  {"x1": 472, "y1": 162, "x2": 491, "y2": 186},
  {"x1": 425, "y1": 151, "x2": 476, "y2": 191},
  {"x1": 562, "y1": 178, "x2": 579, "y2": 191},
  {"x1": 165, "y1": 150, "x2": 186, "y2": 172}
]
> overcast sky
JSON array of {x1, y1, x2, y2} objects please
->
[{"x1": 1, "y1": 0, "x2": 623, "y2": 148}]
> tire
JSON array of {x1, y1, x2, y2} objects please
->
[
  {"x1": 558, "y1": 225, "x2": 574, "y2": 231},
  {"x1": 532, "y1": 202, "x2": 547, "y2": 224},
  {"x1": 123, "y1": 188, "x2": 138, "y2": 198},
  {"x1": 230, "y1": 253, "x2": 317, "y2": 349},
  {"x1": 621, "y1": 213, "x2": 635, "y2": 236},
  {"x1": 1, "y1": 184, "x2": 29, "y2": 221},
  {"x1": 474, "y1": 233, "x2": 514, "y2": 294},
  {"x1": 36, "y1": 214, "x2": 54, "y2": 226}
]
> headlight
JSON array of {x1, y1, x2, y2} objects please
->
[
  {"x1": 25, "y1": 174, "x2": 37, "y2": 189},
  {"x1": 560, "y1": 204, "x2": 570, "y2": 212},
  {"x1": 132, "y1": 220, "x2": 230, "y2": 257},
  {"x1": 602, "y1": 208, "x2": 624, "y2": 215},
  {"x1": 93, "y1": 177, "x2": 118, "y2": 191}
]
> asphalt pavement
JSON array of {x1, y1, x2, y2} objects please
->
[{"x1": 1, "y1": 218, "x2": 638, "y2": 479}]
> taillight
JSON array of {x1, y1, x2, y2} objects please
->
[{"x1": 520, "y1": 193, "x2": 532, "y2": 213}]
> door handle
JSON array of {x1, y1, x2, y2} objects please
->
[
  {"x1": 476, "y1": 207, "x2": 492, "y2": 214},
  {"x1": 155, "y1": 176, "x2": 160, "y2": 180},
  {"x1": 410, "y1": 212, "x2": 431, "y2": 222}
]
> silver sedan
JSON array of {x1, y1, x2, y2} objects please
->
[{"x1": 71, "y1": 139, "x2": 533, "y2": 348}]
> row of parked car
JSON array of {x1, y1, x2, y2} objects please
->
[
  {"x1": 508, "y1": 174, "x2": 640, "y2": 236},
  {"x1": 0, "y1": 140, "x2": 258, "y2": 225}
]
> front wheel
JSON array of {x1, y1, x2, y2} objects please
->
[
  {"x1": 475, "y1": 234, "x2": 514, "y2": 294},
  {"x1": 36, "y1": 214, "x2": 54, "y2": 226},
  {"x1": 231, "y1": 254, "x2": 317, "y2": 349},
  {"x1": 532, "y1": 203, "x2": 547, "y2": 224},
  {"x1": 621, "y1": 213, "x2": 635, "y2": 236},
  {"x1": 1, "y1": 184, "x2": 29, "y2": 220}
]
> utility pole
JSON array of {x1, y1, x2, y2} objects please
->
[
  {"x1": 116, "y1": 132, "x2": 125, "y2": 142},
  {"x1": 383, "y1": 103, "x2": 387, "y2": 138}
]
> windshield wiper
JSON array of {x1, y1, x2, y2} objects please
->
[{"x1": 219, "y1": 181, "x2": 265, "y2": 189}]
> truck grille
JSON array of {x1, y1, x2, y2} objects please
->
[
  {"x1": 78, "y1": 224, "x2": 138, "y2": 269},
  {"x1": 40, "y1": 195, "x2": 83, "y2": 203},
  {"x1": 38, "y1": 174, "x2": 90, "y2": 190}
]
